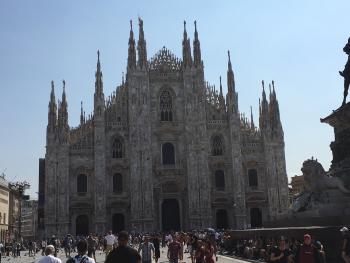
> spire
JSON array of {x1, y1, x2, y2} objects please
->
[
  {"x1": 80, "y1": 101, "x2": 84, "y2": 125},
  {"x1": 262, "y1": 80, "x2": 267, "y2": 102},
  {"x1": 50, "y1": 80, "x2": 56, "y2": 104},
  {"x1": 250, "y1": 106, "x2": 255, "y2": 129},
  {"x1": 193, "y1": 20, "x2": 202, "y2": 67},
  {"x1": 122, "y1": 71, "x2": 125, "y2": 85},
  {"x1": 219, "y1": 76, "x2": 223, "y2": 96},
  {"x1": 48, "y1": 81, "x2": 57, "y2": 129},
  {"x1": 59, "y1": 80, "x2": 68, "y2": 129},
  {"x1": 269, "y1": 80, "x2": 281, "y2": 131},
  {"x1": 227, "y1": 50, "x2": 235, "y2": 94},
  {"x1": 260, "y1": 80, "x2": 270, "y2": 131},
  {"x1": 95, "y1": 50, "x2": 103, "y2": 97},
  {"x1": 127, "y1": 20, "x2": 136, "y2": 69},
  {"x1": 61, "y1": 80, "x2": 67, "y2": 107},
  {"x1": 182, "y1": 20, "x2": 192, "y2": 68},
  {"x1": 137, "y1": 17, "x2": 147, "y2": 69},
  {"x1": 272, "y1": 80, "x2": 277, "y2": 100}
]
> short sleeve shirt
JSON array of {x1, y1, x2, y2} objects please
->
[
  {"x1": 38, "y1": 255, "x2": 62, "y2": 263},
  {"x1": 168, "y1": 241, "x2": 181, "y2": 260},
  {"x1": 271, "y1": 247, "x2": 291, "y2": 263},
  {"x1": 106, "y1": 245, "x2": 141, "y2": 263}
]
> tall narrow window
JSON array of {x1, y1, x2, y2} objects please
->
[
  {"x1": 212, "y1": 136, "x2": 223, "y2": 156},
  {"x1": 162, "y1": 143, "x2": 175, "y2": 165},
  {"x1": 160, "y1": 90, "x2": 173, "y2": 121},
  {"x1": 112, "y1": 138, "x2": 123, "y2": 158},
  {"x1": 248, "y1": 169, "x2": 258, "y2": 187},
  {"x1": 113, "y1": 173, "x2": 123, "y2": 193},
  {"x1": 77, "y1": 174, "x2": 87, "y2": 194},
  {"x1": 215, "y1": 170, "x2": 225, "y2": 190}
]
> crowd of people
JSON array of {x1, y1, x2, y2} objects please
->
[{"x1": 1, "y1": 225, "x2": 349, "y2": 262}]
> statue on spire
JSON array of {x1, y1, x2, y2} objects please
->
[{"x1": 339, "y1": 37, "x2": 350, "y2": 106}]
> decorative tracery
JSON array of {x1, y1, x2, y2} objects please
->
[
  {"x1": 160, "y1": 90, "x2": 173, "y2": 121},
  {"x1": 150, "y1": 47, "x2": 182, "y2": 72},
  {"x1": 212, "y1": 135, "x2": 224, "y2": 156},
  {"x1": 112, "y1": 138, "x2": 123, "y2": 158}
]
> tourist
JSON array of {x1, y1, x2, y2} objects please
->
[
  {"x1": 138, "y1": 235, "x2": 155, "y2": 263},
  {"x1": 167, "y1": 235, "x2": 182, "y2": 263},
  {"x1": 294, "y1": 234, "x2": 321, "y2": 263},
  {"x1": 314, "y1": 241, "x2": 326, "y2": 263},
  {"x1": 67, "y1": 239, "x2": 95, "y2": 263},
  {"x1": 64, "y1": 234, "x2": 73, "y2": 258},
  {"x1": 41, "y1": 239, "x2": 47, "y2": 256},
  {"x1": 270, "y1": 236, "x2": 292, "y2": 263},
  {"x1": 38, "y1": 245, "x2": 62, "y2": 263},
  {"x1": 341, "y1": 226, "x2": 350, "y2": 263},
  {"x1": 204, "y1": 240, "x2": 215, "y2": 263},
  {"x1": 105, "y1": 231, "x2": 141, "y2": 263},
  {"x1": 195, "y1": 240, "x2": 205, "y2": 263},
  {"x1": 190, "y1": 235, "x2": 198, "y2": 263},
  {"x1": 104, "y1": 230, "x2": 115, "y2": 258},
  {"x1": 87, "y1": 233, "x2": 97, "y2": 262},
  {"x1": 0, "y1": 241, "x2": 2, "y2": 263},
  {"x1": 16, "y1": 242, "x2": 21, "y2": 257},
  {"x1": 152, "y1": 234, "x2": 161, "y2": 263}
]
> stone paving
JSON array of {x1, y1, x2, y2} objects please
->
[{"x1": 2, "y1": 248, "x2": 250, "y2": 263}]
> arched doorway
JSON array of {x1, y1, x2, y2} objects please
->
[
  {"x1": 216, "y1": 209, "x2": 228, "y2": 229},
  {"x1": 76, "y1": 215, "x2": 89, "y2": 236},
  {"x1": 250, "y1": 208, "x2": 262, "y2": 228},
  {"x1": 112, "y1": 213, "x2": 125, "y2": 234},
  {"x1": 162, "y1": 199, "x2": 180, "y2": 231}
]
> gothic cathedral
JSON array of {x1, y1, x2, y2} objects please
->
[{"x1": 42, "y1": 19, "x2": 289, "y2": 236}]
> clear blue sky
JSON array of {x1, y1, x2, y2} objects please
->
[{"x1": 0, "y1": 0, "x2": 349, "y2": 198}]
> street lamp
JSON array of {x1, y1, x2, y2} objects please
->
[{"x1": 9, "y1": 181, "x2": 30, "y2": 240}]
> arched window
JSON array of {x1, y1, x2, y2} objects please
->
[
  {"x1": 77, "y1": 174, "x2": 87, "y2": 194},
  {"x1": 112, "y1": 138, "x2": 123, "y2": 158},
  {"x1": 160, "y1": 90, "x2": 173, "y2": 121},
  {"x1": 215, "y1": 170, "x2": 225, "y2": 190},
  {"x1": 248, "y1": 169, "x2": 258, "y2": 187},
  {"x1": 113, "y1": 173, "x2": 123, "y2": 193},
  {"x1": 162, "y1": 143, "x2": 175, "y2": 165},
  {"x1": 212, "y1": 136, "x2": 223, "y2": 156}
]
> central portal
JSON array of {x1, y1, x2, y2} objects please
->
[{"x1": 161, "y1": 199, "x2": 180, "y2": 231}]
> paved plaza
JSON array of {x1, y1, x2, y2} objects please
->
[{"x1": 2, "y1": 249, "x2": 249, "y2": 263}]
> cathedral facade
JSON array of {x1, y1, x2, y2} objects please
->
[{"x1": 43, "y1": 19, "x2": 289, "y2": 236}]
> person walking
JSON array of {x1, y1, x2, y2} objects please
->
[
  {"x1": 341, "y1": 227, "x2": 350, "y2": 263},
  {"x1": 294, "y1": 234, "x2": 321, "y2": 263},
  {"x1": 105, "y1": 231, "x2": 141, "y2": 263},
  {"x1": 138, "y1": 236, "x2": 155, "y2": 263},
  {"x1": 152, "y1": 234, "x2": 161, "y2": 263},
  {"x1": 270, "y1": 236, "x2": 292, "y2": 263},
  {"x1": 104, "y1": 231, "x2": 115, "y2": 258},
  {"x1": 67, "y1": 239, "x2": 95, "y2": 263},
  {"x1": 87, "y1": 234, "x2": 97, "y2": 262},
  {"x1": 38, "y1": 245, "x2": 62, "y2": 263},
  {"x1": 168, "y1": 235, "x2": 182, "y2": 263}
]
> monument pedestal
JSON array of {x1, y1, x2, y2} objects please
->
[{"x1": 321, "y1": 102, "x2": 350, "y2": 186}]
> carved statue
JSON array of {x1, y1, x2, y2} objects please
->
[
  {"x1": 339, "y1": 38, "x2": 350, "y2": 106},
  {"x1": 292, "y1": 159, "x2": 350, "y2": 213},
  {"x1": 301, "y1": 159, "x2": 350, "y2": 194}
]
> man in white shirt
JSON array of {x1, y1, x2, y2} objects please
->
[
  {"x1": 104, "y1": 230, "x2": 115, "y2": 258},
  {"x1": 38, "y1": 245, "x2": 62, "y2": 263}
]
